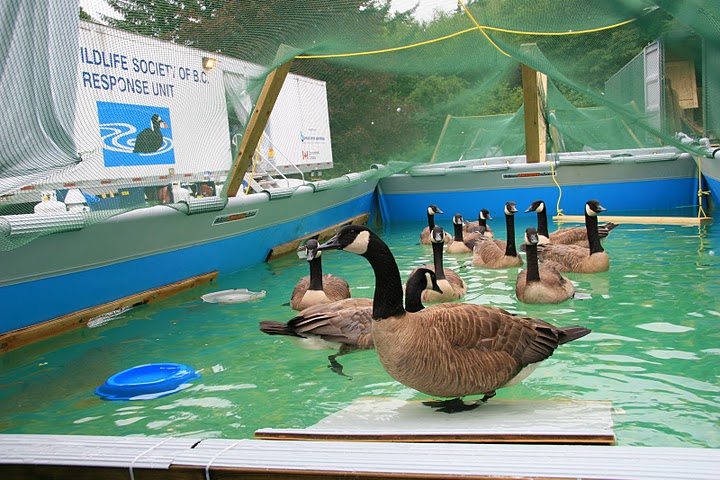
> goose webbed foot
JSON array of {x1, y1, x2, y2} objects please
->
[
  {"x1": 422, "y1": 397, "x2": 479, "y2": 413},
  {"x1": 327, "y1": 353, "x2": 352, "y2": 379}
]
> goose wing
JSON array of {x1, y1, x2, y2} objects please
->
[
  {"x1": 549, "y1": 226, "x2": 587, "y2": 245},
  {"x1": 322, "y1": 274, "x2": 352, "y2": 301},
  {"x1": 288, "y1": 298, "x2": 374, "y2": 347}
]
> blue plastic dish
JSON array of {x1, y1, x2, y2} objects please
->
[{"x1": 95, "y1": 363, "x2": 200, "y2": 401}]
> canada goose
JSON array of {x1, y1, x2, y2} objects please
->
[
  {"x1": 408, "y1": 226, "x2": 467, "y2": 302},
  {"x1": 516, "y1": 227, "x2": 575, "y2": 304},
  {"x1": 133, "y1": 114, "x2": 167, "y2": 153},
  {"x1": 536, "y1": 200, "x2": 610, "y2": 273},
  {"x1": 419, "y1": 205, "x2": 452, "y2": 245},
  {"x1": 472, "y1": 201, "x2": 523, "y2": 268},
  {"x1": 260, "y1": 267, "x2": 442, "y2": 376},
  {"x1": 525, "y1": 199, "x2": 617, "y2": 246},
  {"x1": 290, "y1": 239, "x2": 351, "y2": 311},
  {"x1": 446, "y1": 214, "x2": 479, "y2": 254},
  {"x1": 318, "y1": 225, "x2": 591, "y2": 413},
  {"x1": 464, "y1": 208, "x2": 494, "y2": 238}
]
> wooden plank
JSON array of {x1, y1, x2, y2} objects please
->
[
  {"x1": 255, "y1": 397, "x2": 615, "y2": 445},
  {"x1": 553, "y1": 215, "x2": 713, "y2": 226},
  {"x1": 0, "y1": 271, "x2": 218, "y2": 353},
  {"x1": 225, "y1": 59, "x2": 294, "y2": 197},
  {"x1": 521, "y1": 53, "x2": 547, "y2": 164},
  {"x1": 265, "y1": 213, "x2": 370, "y2": 262}
]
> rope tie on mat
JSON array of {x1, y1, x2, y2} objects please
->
[
  {"x1": 129, "y1": 438, "x2": 171, "y2": 480},
  {"x1": 205, "y1": 440, "x2": 243, "y2": 480}
]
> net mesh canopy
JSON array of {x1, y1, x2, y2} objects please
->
[{"x1": 0, "y1": 0, "x2": 718, "y2": 249}]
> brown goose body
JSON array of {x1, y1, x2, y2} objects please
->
[
  {"x1": 318, "y1": 225, "x2": 591, "y2": 409},
  {"x1": 290, "y1": 239, "x2": 351, "y2": 311},
  {"x1": 261, "y1": 268, "x2": 441, "y2": 375},
  {"x1": 472, "y1": 201, "x2": 523, "y2": 269},
  {"x1": 526, "y1": 199, "x2": 616, "y2": 247},
  {"x1": 463, "y1": 208, "x2": 494, "y2": 239},
  {"x1": 409, "y1": 226, "x2": 467, "y2": 302},
  {"x1": 537, "y1": 200, "x2": 610, "y2": 274},
  {"x1": 516, "y1": 228, "x2": 575, "y2": 304}
]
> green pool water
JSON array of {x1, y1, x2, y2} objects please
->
[{"x1": 1, "y1": 212, "x2": 719, "y2": 448}]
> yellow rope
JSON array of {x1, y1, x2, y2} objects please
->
[
  {"x1": 458, "y1": 0, "x2": 510, "y2": 57},
  {"x1": 696, "y1": 155, "x2": 710, "y2": 218},
  {"x1": 296, "y1": 16, "x2": 636, "y2": 60}
]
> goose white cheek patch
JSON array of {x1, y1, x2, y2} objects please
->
[{"x1": 344, "y1": 230, "x2": 371, "y2": 255}]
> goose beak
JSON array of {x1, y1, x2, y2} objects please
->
[
  {"x1": 486, "y1": 214, "x2": 493, "y2": 221},
  {"x1": 160, "y1": 121, "x2": 168, "y2": 128},
  {"x1": 317, "y1": 235, "x2": 341, "y2": 251},
  {"x1": 430, "y1": 279, "x2": 443, "y2": 294},
  {"x1": 597, "y1": 204, "x2": 607, "y2": 213},
  {"x1": 306, "y1": 248, "x2": 317, "y2": 261},
  {"x1": 524, "y1": 206, "x2": 533, "y2": 213},
  {"x1": 528, "y1": 231, "x2": 539, "y2": 244}
]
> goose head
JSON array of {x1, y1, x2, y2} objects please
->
[
  {"x1": 480, "y1": 208, "x2": 492, "y2": 221},
  {"x1": 585, "y1": 199, "x2": 606, "y2": 216},
  {"x1": 504, "y1": 201, "x2": 518, "y2": 216},
  {"x1": 305, "y1": 238, "x2": 320, "y2": 262},
  {"x1": 524, "y1": 227, "x2": 539, "y2": 246},
  {"x1": 318, "y1": 224, "x2": 375, "y2": 256},
  {"x1": 525, "y1": 200, "x2": 545, "y2": 213},
  {"x1": 452, "y1": 213, "x2": 464, "y2": 225},
  {"x1": 431, "y1": 225, "x2": 446, "y2": 244},
  {"x1": 151, "y1": 114, "x2": 168, "y2": 130},
  {"x1": 427, "y1": 205, "x2": 443, "y2": 216}
]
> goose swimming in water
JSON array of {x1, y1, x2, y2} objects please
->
[
  {"x1": 464, "y1": 208, "x2": 494, "y2": 238},
  {"x1": 318, "y1": 225, "x2": 591, "y2": 413},
  {"x1": 472, "y1": 201, "x2": 523, "y2": 269},
  {"x1": 260, "y1": 267, "x2": 441, "y2": 376},
  {"x1": 133, "y1": 114, "x2": 167, "y2": 153},
  {"x1": 408, "y1": 225, "x2": 466, "y2": 302},
  {"x1": 536, "y1": 200, "x2": 611, "y2": 273},
  {"x1": 290, "y1": 239, "x2": 351, "y2": 311},
  {"x1": 446, "y1": 214, "x2": 479, "y2": 254},
  {"x1": 516, "y1": 227, "x2": 575, "y2": 304},
  {"x1": 419, "y1": 205, "x2": 451, "y2": 245},
  {"x1": 525, "y1": 199, "x2": 616, "y2": 247}
]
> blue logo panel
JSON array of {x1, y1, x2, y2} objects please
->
[{"x1": 97, "y1": 102, "x2": 175, "y2": 167}]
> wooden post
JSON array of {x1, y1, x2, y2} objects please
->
[
  {"x1": 225, "y1": 59, "x2": 293, "y2": 197},
  {"x1": 430, "y1": 114, "x2": 452, "y2": 163},
  {"x1": 521, "y1": 61, "x2": 548, "y2": 163}
]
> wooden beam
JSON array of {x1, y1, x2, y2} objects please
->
[
  {"x1": 0, "y1": 271, "x2": 218, "y2": 353},
  {"x1": 553, "y1": 215, "x2": 713, "y2": 226},
  {"x1": 265, "y1": 213, "x2": 370, "y2": 262},
  {"x1": 430, "y1": 114, "x2": 452, "y2": 163},
  {"x1": 225, "y1": 59, "x2": 294, "y2": 197},
  {"x1": 521, "y1": 60, "x2": 547, "y2": 163}
]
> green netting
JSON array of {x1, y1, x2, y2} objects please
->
[{"x1": 0, "y1": 0, "x2": 718, "y2": 250}]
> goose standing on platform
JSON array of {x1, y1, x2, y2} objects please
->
[
  {"x1": 536, "y1": 200, "x2": 610, "y2": 273},
  {"x1": 408, "y1": 226, "x2": 466, "y2": 302},
  {"x1": 318, "y1": 225, "x2": 591, "y2": 413},
  {"x1": 446, "y1": 214, "x2": 478, "y2": 254},
  {"x1": 526, "y1": 199, "x2": 616, "y2": 246},
  {"x1": 516, "y1": 227, "x2": 575, "y2": 304},
  {"x1": 464, "y1": 208, "x2": 494, "y2": 238},
  {"x1": 133, "y1": 114, "x2": 167, "y2": 153},
  {"x1": 290, "y1": 239, "x2": 351, "y2": 311},
  {"x1": 472, "y1": 201, "x2": 523, "y2": 268},
  {"x1": 260, "y1": 267, "x2": 442, "y2": 377},
  {"x1": 419, "y1": 205, "x2": 451, "y2": 245}
]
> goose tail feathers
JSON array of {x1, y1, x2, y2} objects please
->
[
  {"x1": 558, "y1": 325, "x2": 592, "y2": 344},
  {"x1": 259, "y1": 321, "x2": 300, "y2": 337}
]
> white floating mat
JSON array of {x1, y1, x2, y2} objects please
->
[{"x1": 255, "y1": 397, "x2": 615, "y2": 444}]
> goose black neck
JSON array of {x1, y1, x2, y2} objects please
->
[
  {"x1": 504, "y1": 214, "x2": 518, "y2": 257},
  {"x1": 536, "y1": 209, "x2": 549, "y2": 237},
  {"x1": 585, "y1": 213, "x2": 604, "y2": 254},
  {"x1": 308, "y1": 258, "x2": 324, "y2": 290},
  {"x1": 404, "y1": 276, "x2": 425, "y2": 313},
  {"x1": 478, "y1": 214, "x2": 486, "y2": 228},
  {"x1": 525, "y1": 244, "x2": 541, "y2": 282},
  {"x1": 364, "y1": 235, "x2": 406, "y2": 320},
  {"x1": 453, "y1": 222, "x2": 464, "y2": 241},
  {"x1": 427, "y1": 212, "x2": 436, "y2": 229},
  {"x1": 431, "y1": 240, "x2": 447, "y2": 280}
]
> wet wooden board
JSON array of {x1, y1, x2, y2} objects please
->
[
  {"x1": 0, "y1": 271, "x2": 218, "y2": 353},
  {"x1": 265, "y1": 212, "x2": 370, "y2": 261},
  {"x1": 255, "y1": 397, "x2": 615, "y2": 445},
  {"x1": 553, "y1": 215, "x2": 712, "y2": 226}
]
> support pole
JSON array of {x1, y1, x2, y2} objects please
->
[
  {"x1": 521, "y1": 59, "x2": 548, "y2": 163},
  {"x1": 225, "y1": 60, "x2": 293, "y2": 197}
]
